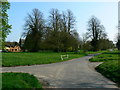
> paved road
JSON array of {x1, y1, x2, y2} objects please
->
[{"x1": 2, "y1": 54, "x2": 118, "y2": 88}]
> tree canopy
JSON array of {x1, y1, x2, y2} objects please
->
[
  {"x1": 0, "y1": 1, "x2": 12, "y2": 49},
  {"x1": 23, "y1": 8, "x2": 45, "y2": 52},
  {"x1": 22, "y1": 8, "x2": 80, "y2": 52},
  {"x1": 86, "y1": 16, "x2": 108, "y2": 51}
]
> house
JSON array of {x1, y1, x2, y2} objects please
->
[{"x1": 5, "y1": 42, "x2": 21, "y2": 52}]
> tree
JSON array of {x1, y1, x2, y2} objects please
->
[
  {"x1": 80, "y1": 33, "x2": 91, "y2": 52},
  {"x1": 45, "y1": 9, "x2": 61, "y2": 52},
  {"x1": 70, "y1": 30, "x2": 80, "y2": 52},
  {"x1": 23, "y1": 8, "x2": 79, "y2": 52},
  {"x1": 0, "y1": 1, "x2": 12, "y2": 49},
  {"x1": 23, "y1": 8, "x2": 45, "y2": 52},
  {"x1": 87, "y1": 16, "x2": 107, "y2": 51},
  {"x1": 98, "y1": 39, "x2": 114, "y2": 50},
  {"x1": 60, "y1": 10, "x2": 77, "y2": 52},
  {"x1": 67, "y1": 10, "x2": 76, "y2": 33},
  {"x1": 116, "y1": 33, "x2": 120, "y2": 50}
]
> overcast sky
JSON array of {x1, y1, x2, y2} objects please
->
[{"x1": 6, "y1": 2, "x2": 118, "y2": 42}]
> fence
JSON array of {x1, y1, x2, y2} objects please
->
[{"x1": 61, "y1": 54, "x2": 69, "y2": 60}]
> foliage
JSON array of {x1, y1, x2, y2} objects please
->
[
  {"x1": 98, "y1": 39, "x2": 115, "y2": 50},
  {"x1": 116, "y1": 33, "x2": 120, "y2": 50},
  {"x1": 42, "y1": 9, "x2": 79, "y2": 52},
  {"x1": 0, "y1": 1, "x2": 12, "y2": 49},
  {"x1": 2, "y1": 52, "x2": 86, "y2": 67},
  {"x1": 86, "y1": 16, "x2": 107, "y2": 51},
  {"x1": 2, "y1": 72, "x2": 42, "y2": 89},
  {"x1": 22, "y1": 8, "x2": 80, "y2": 52}
]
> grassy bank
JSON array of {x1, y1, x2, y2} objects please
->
[
  {"x1": 2, "y1": 72, "x2": 42, "y2": 89},
  {"x1": 2, "y1": 52, "x2": 86, "y2": 67},
  {"x1": 89, "y1": 51, "x2": 120, "y2": 86},
  {"x1": 96, "y1": 61, "x2": 120, "y2": 85}
]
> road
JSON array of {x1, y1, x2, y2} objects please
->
[{"x1": 2, "y1": 54, "x2": 118, "y2": 88}]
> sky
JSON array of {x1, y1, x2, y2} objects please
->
[{"x1": 6, "y1": 2, "x2": 118, "y2": 42}]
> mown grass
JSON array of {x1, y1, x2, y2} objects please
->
[
  {"x1": 96, "y1": 61, "x2": 120, "y2": 85},
  {"x1": 89, "y1": 51, "x2": 119, "y2": 62},
  {"x1": 89, "y1": 50, "x2": 120, "y2": 86},
  {"x1": 2, "y1": 52, "x2": 86, "y2": 67},
  {"x1": 86, "y1": 50, "x2": 108, "y2": 54},
  {"x1": 2, "y1": 72, "x2": 42, "y2": 89}
]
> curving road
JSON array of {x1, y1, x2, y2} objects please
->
[{"x1": 2, "y1": 54, "x2": 118, "y2": 88}]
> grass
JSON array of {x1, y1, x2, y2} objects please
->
[
  {"x1": 89, "y1": 51, "x2": 119, "y2": 62},
  {"x1": 86, "y1": 50, "x2": 108, "y2": 54},
  {"x1": 2, "y1": 72, "x2": 42, "y2": 89},
  {"x1": 96, "y1": 61, "x2": 120, "y2": 85},
  {"x1": 89, "y1": 50, "x2": 120, "y2": 86},
  {"x1": 0, "y1": 73, "x2": 1, "y2": 90},
  {"x1": 2, "y1": 52, "x2": 87, "y2": 67}
]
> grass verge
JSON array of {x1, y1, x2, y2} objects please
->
[
  {"x1": 2, "y1": 72, "x2": 42, "y2": 89},
  {"x1": 89, "y1": 50, "x2": 120, "y2": 86},
  {"x1": 95, "y1": 61, "x2": 120, "y2": 86},
  {"x1": 89, "y1": 51, "x2": 118, "y2": 62}
]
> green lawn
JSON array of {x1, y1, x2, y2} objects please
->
[
  {"x1": 89, "y1": 50, "x2": 120, "y2": 86},
  {"x1": 89, "y1": 51, "x2": 119, "y2": 62},
  {"x1": 2, "y1": 72, "x2": 42, "y2": 89},
  {"x1": 2, "y1": 52, "x2": 86, "y2": 67},
  {"x1": 96, "y1": 61, "x2": 120, "y2": 85},
  {"x1": 86, "y1": 50, "x2": 108, "y2": 54}
]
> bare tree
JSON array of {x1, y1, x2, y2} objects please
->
[
  {"x1": 23, "y1": 8, "x2": 45, "y2": 52},
  {"x1": 87, "y1": 16, "x2": 107, "y2": 51},
  {"x1": 44, "y1": 9, "x2": 78, "y2": 52},
  {"x1": 45, "y1": 9, "x2": 62, "y2": 52},
  {"x1": 67, "y1": 9, "x2": 76, "y2": 33}
]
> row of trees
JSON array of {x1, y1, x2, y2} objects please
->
[
  {"x1": 22, "y1": 8, "x2": 79, "y2": 52},
  {"x1": 21, "y1": 8, "x2": 115, "y2": 52},
  {"x1": 1, "y1": 1, "x2": 118, "y2": 52}
]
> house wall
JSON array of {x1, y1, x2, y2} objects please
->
[{"x1": 6, "y1": 46, "x2": 21, "y2": 52}]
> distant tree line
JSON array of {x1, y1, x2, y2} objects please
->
[{"x1": 20, "y1": 8, "x2": 115, "y2": 52}]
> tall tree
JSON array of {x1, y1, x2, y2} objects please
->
[
  {"x1": 23, "y1": 8, "x2": 45, "y2": 52},
  {"x1": 0, "y1": 1, "x2": 12, "y2": 49},
  {"x1": 60, "y1": 10, "x2": 77, "y2": 52},
  {"x1": 116, "y1": 33, "x2": 120, "y2": 50},
  {"x1": 39, "y1": 9, "x2": 79, "y2": 52},
  {"x1": 87, "y1": 16, "x2": 107, "y2": 51},
  {"x1": 67, "y1": 9, "x2": 76, "y2": 33},
  {"x1": 45, "y1": 9, "x2": 61, "y2": 52}
]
